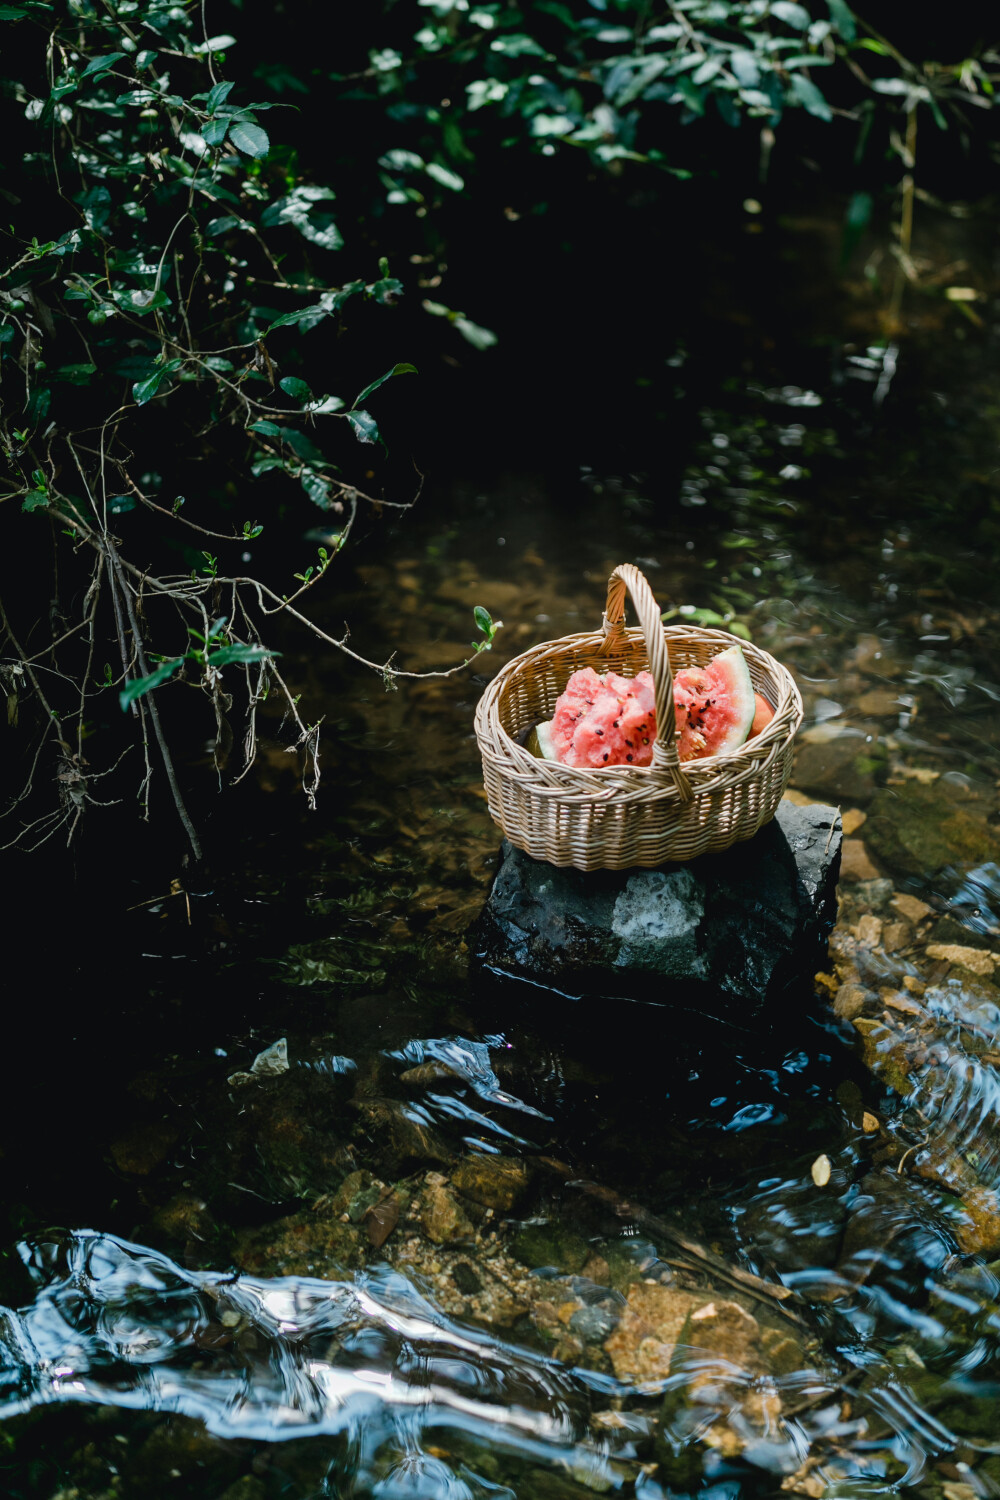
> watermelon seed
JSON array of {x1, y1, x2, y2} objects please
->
[
  {"x1": 602, "y1": 753, "x2": 609, "y2": 761},
  {"x1": 627, "y1": 754, "x2": 633, "y2": 762},
  {"x1": 595, "y1": 729, "x2": 604, "y2": 737}
]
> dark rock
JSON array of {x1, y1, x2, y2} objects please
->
[
  {"x1": 452, "y1": 1154, "x2": 532, "y2": 1212},
  {"x1": 864, "y1": 782, "x2": 998, "y2": 879},
  {"x1": 569, "y1": 1303, "x2": 618, "y2": 1342},
  {"x1": 792, "y1": 728, "x2": 885, "y2": 804},
  {"x1": 452, "y1": 1260, "x2": 482, "y2": 1295},
  {"x1": 472, "y1": 803, "x2": 841, "y2": 1016}
]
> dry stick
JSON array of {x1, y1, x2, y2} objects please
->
[
  {"x1": 0, "y1": 596, "x2": 69, "y2": 751},
  {"x1": 107, "y1": 546, "x2": 202, "y2": 861},
  {"x1": 105, "y1": 552, "x2": 138, "y2": 715}
]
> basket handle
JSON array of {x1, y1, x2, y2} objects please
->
[{"x1": 601, "y1": 563, "x2": 694, "y2": 803}]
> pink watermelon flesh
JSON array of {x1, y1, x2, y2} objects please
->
[
  {"x1": 544, "y1": 668, "x2": 657, "y2": 768},
  {"x1": 673, "y1": 644, "x2": 756, "y2": 761}
]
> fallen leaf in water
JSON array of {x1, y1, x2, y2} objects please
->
[
  {"x1": 862, "y1": 1112, "x2": 880, "y2": 1133},
  {"x1": 811, "y1": 1155, "x2": 832, "y2": 1187},
  {"x1": 365, "y1": 1195, "x2": 400, "y2": 1249},
  {"x1": 841, "y1": 808, "x2": 867, "y2": 835}
]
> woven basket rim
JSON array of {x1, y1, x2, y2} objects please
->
[{"x1": 481, "y1": 621, "x2": 799, "y2": 781}]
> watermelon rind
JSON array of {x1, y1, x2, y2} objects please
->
[
  {"x1": 680, "y1": 643, "x2": 756, "y2": 758},
  {"x1": 534, "y1": 719, "x2": 558, "y2": 761}
]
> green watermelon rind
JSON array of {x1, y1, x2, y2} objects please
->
[
  {"x1": 535, "y1": 719, "x2": 558, "y2": 761},
  {"x1": 676, "y1": 643, "x2": 756, "y2": 759}
]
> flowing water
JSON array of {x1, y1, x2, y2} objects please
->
[{"x1": 2, "y1": 206, "x2": 1000, "y2": 1498}]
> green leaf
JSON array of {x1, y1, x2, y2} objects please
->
[
  {"x1": 108, "y1": 494, "x2": 136, "y2": 514},
  {"x1": 24, "y1": 387, "x2": 50, "y2": 429},
  {"x1": 770, "y1": 1, "x2": 810, "y2": 28},
  {"x1": 266, "y1": 304, "x2": 327, "y2": 331},
  {"x1": 249, "y1": 419, "x2": 282, "y2": 436},
  {"x1": 347, "y1": 409, "x2": 380, "y2": 445},
  {"x1": 870, "y1": 78, "x2": 913, "y2": 96},
  {"x1": 82, "y1": 52, "x2": 125, "y2": 77},
  {"x1": 790, "y1": 73, "x2": 832, "y2": 119},
  {"x1": 299, "y1": 469, "x2": 332, "y2": 507},
  {"x1": 51, "y1": 362, "x2": 96, "y2": 384},
  {"x1": 453, "y1": 317, "x2": 497, "y2": 350},
  {"x1": 229, "y1": 120, "x2": 270, "y2": 158},
  {"x1": 368, "y1": 277, "x2": 403, "y2": 305},
  {"x1": 21, "y1": 488, "x2": 48, "y2": 512},
  {"x1": 205, "y1": 643, "x2": 278, "y2": 666},
  {"x1": 474, "y1": 605, "x2": 493, "y2": 636},
  {"x1": 133, "y1": 359, "x2": 182, "y2": 405},
  {"x1": 424, "y1": 161, "x2": 465, "y2": 192},
  {"x1": 119, "y1": 657, "x2": 184, "y2": 710},
  {"x1": 826, "y1": 0, "x2": 856, "y2": 41},
  {"x1": 116, "y1": 286, "x2": 171, "y2": 315},
  {"x1": 206, "y1": 79, "x2": 235, "y2": 112},
  {"x1": 280, "y1": 376, "x2": 313, "y2": 402},
  {"x1": 352, "y1": 362, "x2": 418, "y2": 408},
  {"x1": 202, "y1": 116, "x2": 229, "y2": 147}
]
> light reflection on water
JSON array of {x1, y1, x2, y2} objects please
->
[
  {"x1": 4, "y1": 1228, "x2": 1000, "y2": 1495},
  {"x1": 2, "y1": 1233, "x2": 594, "y2": 1459}
]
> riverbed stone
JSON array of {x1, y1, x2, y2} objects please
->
[
  {"x1": 604, "y1": 1283, "x2": 705, "y2": 1382},
  {"x1": 472, "y1": 803, "x2": 841, "y2": 1013},
  {"x1": 864, "y1": 782, "x2": 998, "y2": 878},
  {"x1": 452, "y1": 1154, "x2": 532, "y2": 1212},
  {"x1": 792, "y1": 726, "x2": 885, "y2": 804}
]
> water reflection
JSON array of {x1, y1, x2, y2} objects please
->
[{"x1": 1, "y1": 1233, "x2": 598, "y2": 1470}]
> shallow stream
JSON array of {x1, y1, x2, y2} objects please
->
[{"x1": 2, "y1": 204, "x2": 1000, "y2": 1498}]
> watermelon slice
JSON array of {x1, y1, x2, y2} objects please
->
[
  {"x1": 528, "y1": 643, "x2": 757, "y2": 767},
  {"x1": 533, "y1": 667, "x2": 657, "y2": 768},
  {"x1": 673, "y1": 644, "x2": 756, "y2": 761}
]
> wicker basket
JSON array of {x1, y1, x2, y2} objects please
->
[{"x1": 474, "y1": 563, "x2": 803, "y2": 870}]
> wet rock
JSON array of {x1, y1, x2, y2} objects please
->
[
  {"x1": 109, "y1": 1120, "x2": 178, "y2": 1176},
  {"x1": 511, "y1": 1220, "x2": 590, "y2": 1275},
  {"x1": 149, "y1": 1192, "x2": 216, "y2": 1246},
  {"x1": 218, "y1": 1479, "x2": 267, "y2": 1500},
  {"x1": 329, "y1": 1169, "x2": 388, "y2": 1222},
  {"x1": 473, "y1": 803, "x2": 841, "y2": 1014},
  {"x1": 570, "y1": 1303, "x2": 619, "y2": 1342},
  {"x1": 452, "y1": 1260, "x2": 482, "y2": 1294},
  {"x1": 881, "y1": 918, "x2": 913, "y2": 953},
  {"x1": 760, "y1": 1326, "x2": 805, "y2": 1376},
  {"x1": 581, "y1": 1253, "x2": 611, "y2": 1286},
  {"x1": 864, "y1": 782, "x2": 998, "y2": 878},
  {"x1": 687, "y1": 1300, "x2": 763, "y2": 1371},
  {"x1": 350, "y1": 1097, "x2": 453, "y2": 1170},
  {"x1": 793, "y1": 726, "x2": 885, "y2": 804},
  {"x1": 839, "y1": 839, "x2": 882, "y2": 883},
  {"x1": 421, "y1": 1179, "x2": 475, "y2": 1245},
  {"x1": 399, "y1": 1061, "x2": 461, "y2": 1086},
  {"x1": 233, "y1": 1211, "x2": 367, "y2": 1276},
  {"x1": 926, "y1": 943, "x2": 996, "y2": 978},
  {"x1": 952, "y1": 1187, "x2": 1000, "y2": 1258},
  {"x1": 604, "y1": 1283, "x2": 705, "y2": 1382},
  {"x1": 851, "y1": 1018, "x2": 913, "y2": 1098},
  {"x1": 833, "y1": 982, "x2": 869, "y2": 1021},
  {"x1": 893, "y1": 892, "x2": 932, "y2": 923},
  {"x1": 452, "y1": 1154, "x2": 532, "y2": 1212},
  {"x1": 851, "y1": 877, "x2": 894, "y2": 911}
]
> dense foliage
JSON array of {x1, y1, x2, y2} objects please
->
[{"x1": 1, "y1": 0, "x2": 996, "y2": 858}]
